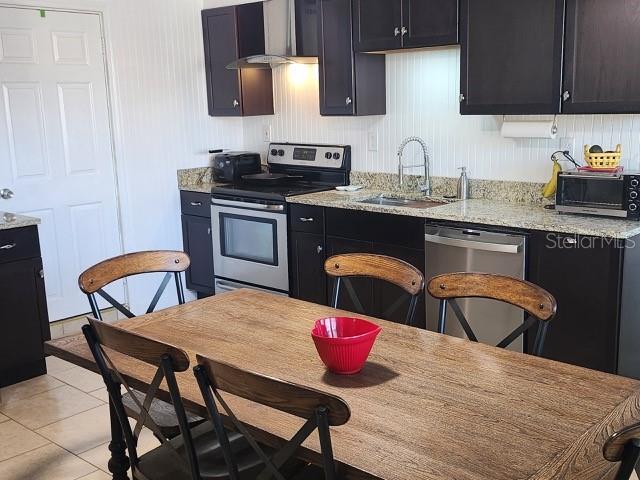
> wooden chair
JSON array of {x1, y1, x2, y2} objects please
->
[
  {"x1": 324, "y1": 253, "x2": 425, "y2": 326},
  {"x1": 426, "y1": 272, "x2": 557, "y2": 356},
  {"x1": 193, "y1": 354, "x2": 352, "y2": 480},
  {"x1": 82, "y1": 318, "x2": 254, "y2": 480},
  {"x1": 78, "y1": 250, "x2": 190, "y2": 320},
  {"x1": 78, "y1": 250, "x2": 200, "y2": 439},
  {"x1": 603, "y1": 422, "x2": 640, "y2": 480}
]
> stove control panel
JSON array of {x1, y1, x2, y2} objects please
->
[{"x1": 267, "y1": 143, "x2": 349, "y2": 169}]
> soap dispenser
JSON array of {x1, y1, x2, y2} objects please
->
[{"x1": 457, "y1": 167, "x2": 469, "y2": 200}]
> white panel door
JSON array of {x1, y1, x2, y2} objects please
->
[{"x1": 0, "y1": 7, "x2": 122, "y2": 321}]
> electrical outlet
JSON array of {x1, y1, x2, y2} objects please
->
[
  {"x1": 559, "y1": 137, "x2": 575, "y2": 155},
  {"x1": 262, "y1": 125, "x2": 272, "y2": 143},
  {"x1": 367, "y1": 131, "x2": 378, "y2": 152}
]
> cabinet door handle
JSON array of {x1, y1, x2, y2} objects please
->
[
  {"x1": 459, "y1": 93, "x2": 466, "y2": 102},
  {"x1": 401, "y1": 26, "x2": 408, "y2": 36},
  {"x1": 317, "y1": 245, "x2": 323, "y2": 254},
  {"x1": 394, "y1": 27, "x2": 400, "y2": 36},
  {"x1": 233, "y1": 99, "x2": 239, "y2": 107},
  {"x1": 0, "y1": 243, "x2": 16, "y2": 250},
  {"x1": 562, "y1": 91, "x2": 571, "y2": 102},
  {"x1": 299, "y1": 217, "x2": 314, "y2": 223},
  {"x1": 345, "y1": 96, "x2": 352, "y2": 105},
  {"x1": 190, "y1": 201, "x2": 203, "y2": 206},
  {"x1": 207, "y1": 227, "x2": 211, "y2": 235}
]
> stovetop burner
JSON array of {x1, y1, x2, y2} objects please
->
[{"x1": 212, "y1": 181, "x2": 334, "y2": 201}]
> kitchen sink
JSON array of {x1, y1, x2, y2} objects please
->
[{"x1": 357, "y1": 195, "x2": 446, "y2": 209}]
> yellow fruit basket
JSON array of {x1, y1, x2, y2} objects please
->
[{"x1": 584, "y1": 144, "x2": 622, "y2": 169}]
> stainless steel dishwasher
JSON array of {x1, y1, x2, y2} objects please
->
[{"x1": 425, "y1": 224, "x2": 527, "y2": 351}]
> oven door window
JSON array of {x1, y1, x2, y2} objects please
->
[
  {"x1": 560, "y1": 178, "x2": 624, "y2": 208},
  {"x1": 219, "y1": 213, "x2": 278, "y2": 266}
]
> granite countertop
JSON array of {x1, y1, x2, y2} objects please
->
[
  {"x1": 0, "y1": 212, "x2": 41, "y2": 231},
  {"x1": 177, "y1": 165, "x2": 640, "y2": 239},
  {"x1": 287, "y1": 189, "x2": 640, "y2": 239},
  {"x1": 180, "y1": 182, "x2": 219, "y2": 194}
]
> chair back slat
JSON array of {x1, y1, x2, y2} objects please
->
[
  {"x1": 88, "y1": 317, "x2": 190, "y2": 372},
  {"x1": 427, "y1": 273, "x2": 557, "y2": 356},
  {"x1": 325, "y1": 253, "x2": 424, "y2": 296},
  {"x1": 196, "y1": 355, "x2": 350, "y2": 426},
  {"x1": 604, "y1": 423, "x2": 640, "y2": 461},
  {"x1": 83, "y1": 320, "x2": 200, "y2": 479},
  {"x1": 78, "y1": 250, "x2": 190, "y2": 294},
  {"x1": 427, "y1": 272, "x2": 557, "y2": 322},
  {"x1": 603, "y1": 423, "x2": 640, "y2": 480}
]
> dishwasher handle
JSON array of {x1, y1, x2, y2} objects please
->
[{"x1": 425, "y1": 233, "x2": 523, "y2": 254}]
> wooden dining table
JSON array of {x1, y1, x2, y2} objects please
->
[{"x1": 45, "y1": 289, "x2": 640, "y2": 480}]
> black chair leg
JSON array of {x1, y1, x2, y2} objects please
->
[{"x1": 107, "y1": 390, "x2": 131, "y2": 480}]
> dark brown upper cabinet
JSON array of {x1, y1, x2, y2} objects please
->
[
  {"x1": 460, "y1": 0, "x2": 565, "y2": 115},
  {"x1": 562, "y1": 0, "x2": 640, "y2": 114},
  {"x1": 318, "y1": 0, "x2": 386, "y2": 116},
  {"x1": 353, "y1": 0, "x2": 458, "y2": 52},
  {"x1": 202, "y1": 3, "x2": 274, "y2": 117}
]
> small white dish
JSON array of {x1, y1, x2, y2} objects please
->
[{"x1": 335, "y1": 185, "x2": 364, "y2": 192}]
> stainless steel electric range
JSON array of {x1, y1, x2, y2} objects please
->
[{"x1": 211, "y1": 142, "x2": 351, "y2": 295}]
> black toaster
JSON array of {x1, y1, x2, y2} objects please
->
[{"x1": 212, "y1": 152, "x2": 262, "y2": 183}]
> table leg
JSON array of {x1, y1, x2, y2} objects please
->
[{"x1": 108, "y1": 395, "x2": 130, "y2": 480}]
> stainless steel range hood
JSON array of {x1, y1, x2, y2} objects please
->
[{"x1": 227, "y1": 0, "x2": 318, "y2": 69}]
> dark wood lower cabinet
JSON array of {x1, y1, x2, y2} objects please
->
[
  {"x1": 289, "y1": 232, "x2": 327, "y2": 305},
  {"x1": 181, "y1": 215, "x2": 214, "y2": 295},
  {"x1": 528, "y1": 232, "x2": 624, "y2": 374},
  {"x1": 180, "y1": 191, "x2": 214, "y2": 296},
  {"x1": 290, "y1": 207, "x2": 426, "y2": 326},
  {"x1": 0, "y1": 227, "x2": 49, "y2": 387}
]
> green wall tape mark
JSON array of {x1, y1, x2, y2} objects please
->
[{"x1": 40, "y1": 9, "x2": 46, "y2": 18}]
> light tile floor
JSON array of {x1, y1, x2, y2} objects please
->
[
  {"x1": 1, "y1": 356, "x2": 638, "y2": 479},
  {"x1": 0, "y1": 357, "x2": 160, "y2": 480}
]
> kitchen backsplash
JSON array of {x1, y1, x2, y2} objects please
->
[
  {"x1": 241, "y1": 48, "x2": 640, "y2": 184},
  {"x1": 179, "y1": 167, "x2": 546, "y2": 205}
]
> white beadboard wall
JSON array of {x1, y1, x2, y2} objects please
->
[
  {"x1": 103, "y1": 0, "x2": 243, "y2": 308},
  {"x1": 242, "y1": 48, "x2": 640, "y2": 183},
  {"x1": 106, "y1": 0, "x2": 241, "y2": 251}
]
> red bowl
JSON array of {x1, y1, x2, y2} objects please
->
[{"x1": 311, "y1": 317, "x2": 382, "y2": 375}]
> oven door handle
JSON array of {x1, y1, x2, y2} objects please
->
[{"x1": 211, "y1": 198, "x2": 285, "y2": 211}]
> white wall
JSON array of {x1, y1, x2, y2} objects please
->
[
  {"x1": 103, "y1": 0, "x2": 244, "y2": 307},
  {"x1": 243, "y1": 48, "x2": 640, "y2": 183}
]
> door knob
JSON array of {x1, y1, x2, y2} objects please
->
[
  {"x1": 394, "y1": 27, "x2": 400, "y2": 36},
  {"x1": 345, "y1": 96, "x2": 352, "y2": 105},
  {"x1": 233, "y1": 99, "x2": 239, "y2": 107},
  {"x1": 0, "y1": 188, "x2": 14, "y2": 200}
]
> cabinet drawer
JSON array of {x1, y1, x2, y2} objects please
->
[
  {"x1": 180, "y1": 191, "x2": 211, "y2": 218},
  {"x1": 326, "y1": 207, "x2": 424, "y2": 249},
  {"x1": 289, "y1": 205, "x2": 324, "y2": 233},
  {"x1": 0, "y1": 226, "x2": 40, "y2": 265}
]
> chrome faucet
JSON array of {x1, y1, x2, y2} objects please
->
[{"x1": 397, "y1": 137, "x2": 431, "y2": 196}]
